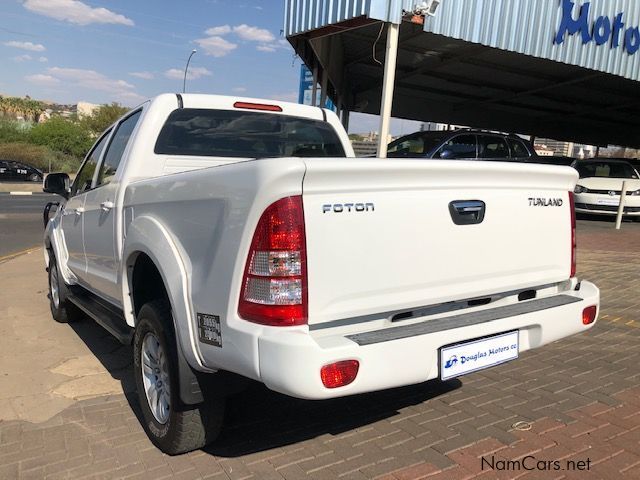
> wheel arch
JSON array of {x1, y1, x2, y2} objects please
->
[{"x1": 122, "y1": 215, "x2": 206, "y2": 372}]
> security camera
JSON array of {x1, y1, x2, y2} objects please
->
[{"x1": 414, "y1": 0, "x2": 441, "y2": 17}]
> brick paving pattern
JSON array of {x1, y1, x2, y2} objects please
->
[{"x1": 1, "y1": 219, "x2": 639, "y2": 480}]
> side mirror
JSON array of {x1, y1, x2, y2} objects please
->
[
  {"x1": 439, "y1": 148, "x2": 455, "y2": 159},
  {"x1": 43, "y1": 173, "x2": 70, "y2": 199}
]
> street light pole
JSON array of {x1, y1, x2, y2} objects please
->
[{"x1": 183, "y1": 49, "x2": 197, "y2": 93}]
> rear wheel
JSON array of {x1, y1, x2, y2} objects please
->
[
  {"x1": 133, "y1": 299, "x2": 224, "y2": 455},
  {"x1": 47, "y1": 255, "x2": 82, "y2": 323}
]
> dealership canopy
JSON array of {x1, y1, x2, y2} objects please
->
[{"x1": 285, "y1": 0, "x2": 640, "y2": 150}]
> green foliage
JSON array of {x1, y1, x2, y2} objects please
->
[
  {"x1": 28, "y1": 117, "x2": 93, "y2": 158},
  {"x1": 0, "y1": 100, "x2": 130, "y2": 174},
  {"x1": 81, "y1": 102, "x2": 130, "y2": 135},
  {"x1": 0, "y1": 119, "x2": 30, "y2": 143},
  {"x1": 0, "y1": 142, "x2": 80, "y2": 173}
]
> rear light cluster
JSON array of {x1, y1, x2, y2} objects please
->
[
  {"x1": 321, "y1": 360, "x2": 359, "y2": 388},
  {"x1": 582, "y1": 305, "x2": 597, "y2": 325},
  {"x1": 238, "y1": 196, "x2": 308, "y2": 326},
  {"x1": 569, "y1": 191, "x2": 577, "y2": 278}
]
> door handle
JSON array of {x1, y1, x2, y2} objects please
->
[
  {"x1": 449, "y1": 200, "x2": 486, "y2": 225},
  {"x1": 100, "y1": 201, "x2": 114, "y2": 211},
  {"x1": 74, "y1": 207, "x2": 85, "y2": 215}
]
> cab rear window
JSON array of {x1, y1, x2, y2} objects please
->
[{"x1": 154, "y1": 108, "x2": 346, "y2": 158}]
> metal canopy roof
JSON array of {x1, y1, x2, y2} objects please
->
[{"x1": 286, "y1": 0, "x2": 640, "y2": 148}]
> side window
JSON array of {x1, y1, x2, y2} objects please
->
[
  {"x1": 71, "y1": 130, "x2": 111, "y2": 197},
  {"x1": 507, "y1": 139, "x2": 531, "y2": 158},
  {"x1": 479, "y1": 136, "x2": 509, "y2": 159},
  {"x1": 96, "y1": 110, "x2": 141, "y2": 187},
  {"x1": 435, "y1": 135, "x2": 477, "y2": 159},
  {"x1": 387, "y1": 136, "x2": 424, "y2": 156}
]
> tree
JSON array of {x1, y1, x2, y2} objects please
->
[
  {"x1": 82, "y1": 102, "x2": 130, "y2": 136},
  {"x1": 29, "y1": 117, "x2": 93, "y2": 158},
  {"x1": 0, "y1": 96, "x2": 44, "y2": 122}
]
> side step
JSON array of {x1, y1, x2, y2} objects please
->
[{"x1": 67, "y1": 290, "x2": 133, "y2": 344}]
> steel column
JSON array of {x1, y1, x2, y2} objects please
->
[{"x1": 377, "y1": 22, "x2": 399, "y2": 158}]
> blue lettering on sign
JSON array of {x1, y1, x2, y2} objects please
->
[{"x1": 555, "y1": 0, "x2": 640, "y2": 55}]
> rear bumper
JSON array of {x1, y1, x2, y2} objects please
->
[{"x1": 257, "y1": 281, "x2": 599, "y2": 400}]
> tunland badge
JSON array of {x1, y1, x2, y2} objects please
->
[
  {"x1": 528, "y1": 198, "x2": 563, "y2": 207},
  {"x1": 322, "y1": 203, "x2": 375, "y2": 213}
]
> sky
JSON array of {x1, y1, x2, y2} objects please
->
[{"x1": 0, "y1": 0, "x2": 420, "y2": 135}]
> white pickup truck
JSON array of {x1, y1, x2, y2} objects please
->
[{"x1": 43, "y1": 94, "x2": 599, "y2": 454}]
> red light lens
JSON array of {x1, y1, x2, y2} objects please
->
[
  {"x1": 569, "y1": 191, "x2": 576, "y2": 278},
  {"x1": 238, "y1": 196, "x2": 307, "y2": 326},
  {"x1": 321, "y1": 360, "x2": 359, "y2": 389},
  {"x1": 582, "y1": 305, "x2": 597, "y2": 325},
  {"x1": 234, "y1": 101, "x2": 282, "y2": 112}
]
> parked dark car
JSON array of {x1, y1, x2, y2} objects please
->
[
  {"x1": 0, "y1": 160, "x2": 44, "y2": 182},
  {"x1": 386, "y1": 129, "x2": 546, "y2": 163}
]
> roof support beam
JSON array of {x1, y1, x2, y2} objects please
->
[{"x1": 453, "y1": 73, "x2": 604, "y2": 111}]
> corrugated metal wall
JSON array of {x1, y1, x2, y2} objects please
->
[
  {"x1": 284, "y1": 0, "x2": 372, "y2": 36},
  {"x1": 286, "y1": 0, "x2": 640, "y2": 82},
  {"x1": 284, "y1": 0, "x2": 423, "y2": 36},
  {"x1": 424, "y1": 0, "x2": 640, "y2": 82}
]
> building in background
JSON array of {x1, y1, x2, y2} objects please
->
[
  {"x1": 298, "y1": 65, "x2": 334, "y2": 110},
  {"x1": 350, "y1": 131, "x2": 395, "y2": 157},
  {"x1": 536, "y1": 139, "x2": 574, "y2": 157},
  {"x1": 351, "y1": 140, "x2": 378, "y2": 157},
  {"x1": 77, "y1": 101, "x2": 99, "y2": 119}
]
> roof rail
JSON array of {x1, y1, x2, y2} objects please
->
[{"x1": 451, "y1": 127, "x2": 521, "y2": 137}]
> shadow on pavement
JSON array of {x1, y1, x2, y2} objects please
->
[
  {"x1": 66, "y1": 313, "x2": 461, "y2": 457},
  {"x1": 207, "y1": 378, "x2": 461, "y2": 457}
]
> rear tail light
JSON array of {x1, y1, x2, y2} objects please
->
[
  {"x1": 582, "y1": 305, "x2": 597, "y2": 325},
  {"x1": 321, "y1": 360, "x2": 359, "y2": 388},
  {"x1": 569, "y1": 191, "x2": 576, "y2": 278},
  {"x1": 238, "y1": 196, "x2": 307, "y2": 326}
]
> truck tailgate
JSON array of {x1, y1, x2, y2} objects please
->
[{"x1": 301, "y1": 159, "x2": 578, "y2": 326}]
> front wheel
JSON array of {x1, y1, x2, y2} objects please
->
[
  {"x1": 29, "y1": 173, "x2": 40, "y2": 182},
  {"x1": 133, "y1": 300, "x2": 224, "y2": 455},
  {"x1": 48, "y1": 255, "x2": 82, "y2": 323}
]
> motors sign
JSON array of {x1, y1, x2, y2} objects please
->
[{"x1": 555, "y1": 0, "x2": 640, "y2": 54}]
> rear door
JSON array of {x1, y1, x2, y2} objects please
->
[
  {"x1": 300, "y1": 158, "x2": 576, "y2": 327},
  {"x1": 83, "y1": 110, "x2": 142, "y2": 302},
  {"x1": 433, "y1": 134, "x2": 477, "y2": 159},
  {"x1": 507, "y1": 138, "x2": 534, "y2": 163},
  {"x1": 478, "y1": 135, "x2": 511, "y2": 162},
  {"x1": 61, "y1": 131, "x2": 110, "y2": 281},
  {"x1": 13, "y1": 162, "x2": 30, "y2": 181}
]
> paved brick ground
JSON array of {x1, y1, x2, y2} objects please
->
[{"x1": 0, "y1": 219, "x2": 639, "y2": 480}]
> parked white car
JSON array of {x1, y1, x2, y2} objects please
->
[
  {"x1": 573, "y1": 159, "x2": 640, "y2": 218},
  {"x1": 43, "y1": 93, "x2": 599, "y2": 455}
]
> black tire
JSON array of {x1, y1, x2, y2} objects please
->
[
  {"x1": 29, "y1": 173, "x2": 40, "y2": 182},
  {"x1": 133, "y1": 299, "x2": 224, "y2": 455},
  {"x1": 47, "y1": 254, "x2": 82, "y2": 323}
]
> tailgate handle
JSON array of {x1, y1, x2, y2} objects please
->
[{"x1": 449, "y1": 200, "x2": 486, "y2": 225}]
